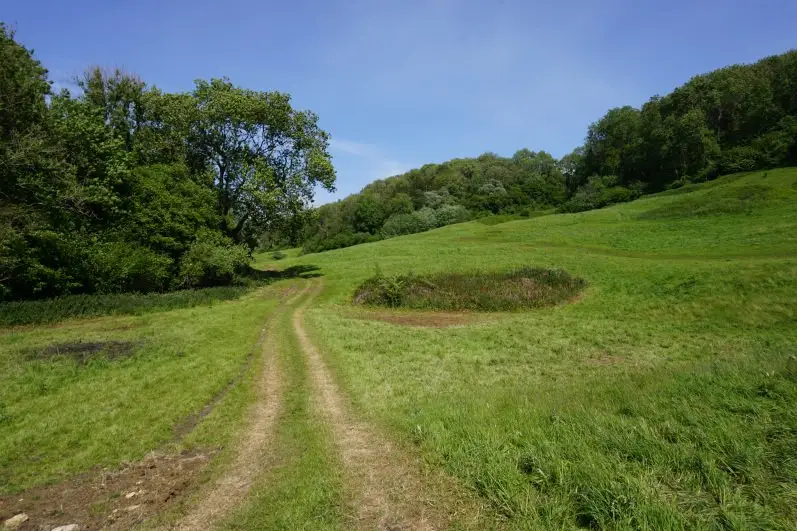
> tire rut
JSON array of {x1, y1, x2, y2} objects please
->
[
  {"x1": 293, "y1": 280, "x2": 490, "y2": 530},
  {"x1": 168, "y1": 283, "x2": 310, "y2": 530}
]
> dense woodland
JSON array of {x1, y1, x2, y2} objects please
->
[
  {"x1": 3, "y1": 20, "x2": 797, "y2": 299},
  {"x1": 293, "y1": 50, "x2": 797, "y2": 253},
  {"x1": 0, "y1": 25, "x2": 334, "y2": 301}
]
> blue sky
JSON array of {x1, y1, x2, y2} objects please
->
[{"x1": 5, "y1": 0, "x2": 796, "y2": 203}]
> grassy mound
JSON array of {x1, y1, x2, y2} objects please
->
[{"x1": 353, "y1": 267, "x2": 586, "y2": 311}]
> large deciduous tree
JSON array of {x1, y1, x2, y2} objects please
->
[{"x1": 182, "y1": 78, "x2": 335, "y2": 246}]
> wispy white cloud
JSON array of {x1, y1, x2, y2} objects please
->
[
  {"x1": 328, "y1": 138, "x2": 382, "y2": 159},
  {"x1": 316, "y1": 137, "x2": 413, "y2": 204},
  {"x1": 329, "y1": 137, "x2": 410, "y2": 179}
]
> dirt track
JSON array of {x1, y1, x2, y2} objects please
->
[
  {"x1": 2, "y1": 280, "x2": 489, "y2": 530},
  {"x1": 293, "y1": 280, "x2": 489, "y2": 530}
]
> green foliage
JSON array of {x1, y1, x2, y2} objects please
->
[
  {"x1": 0, "y1": 29, "x2": 333, "y2": 302},
  {"x1": 89, "y1": 241, "x2": 173, "y2": 293},
  {"x1": 411, "y1": 207, "x2": 439, "y2": 231},
  {"x1": 381, "y1": 213, "x2": 425, "y2": 237},
  {"x1": 561, "y1": 175, "x2": 643, "y2": 213},
  {"x1": 0, "y1": 285, "x2": 248, "y2": 327},
  {"x1": 434, "y1": 204, "x2": 471, "y2": 226},
  {"x1": 353, "y1": 267, "x2": 586, "y2": 311},
  {"x1": 182, "y1": 78, "x2": 336, "y2": 243},
  {"x1": 292, "y1": 149, "x2": 564, "y2": 253},
  {"x1": 580, "y1": 51, "x2": 797, "y2": 191},
  {"x1": 177, "y1": 232, "x2": 251, "y2": 288},
  {"x1": 302, "y1": 231, "x2": 381, "y2": 255},
  {"x1": 121, "y1": 164, "x2": 220, "y2": 256},
  {"x1": 272, "y1": 250, "x2": 287, "y2": 260},
  {"x1": 283, "y1": 51, "x2": 797, "y2": 255}
]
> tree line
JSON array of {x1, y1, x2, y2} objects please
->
[
  {"x1": 0, "y1": 24, "x2": 335, "y2": 301},
  {"x1": 283, "y1": 49, "x2": 797, "y2": 254},
  {"x1": 3, "y1": 19, "x2": 796, "y2": 299}
]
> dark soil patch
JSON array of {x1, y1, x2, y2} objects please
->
[
  {"x1": 348, "y1": 309, "x2": 478, "y2": 328},
  {"x1": 27, "y1": 341, "x2": 138, "y2": 364},
  {"x1": 0, "y1": 450, "x2": 215, "y2": 530},
  {"x1": 353, "y1": 266, "x2": 586, "y2": 312}
]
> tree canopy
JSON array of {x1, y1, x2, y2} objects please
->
[{"x1": 0, "y1": 24, "x2": 334, "y2": 301}]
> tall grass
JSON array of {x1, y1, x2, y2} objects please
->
[
  {"x1": 0, "y1": 286, "x2": 249, "y2": 327},
  {"x1": 353, "y1": 266, "x2": 585, "y2": 311}
]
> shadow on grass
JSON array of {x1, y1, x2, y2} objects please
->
[{"x1": 243, "y1": 264, "x2": 323, "y2": 280}]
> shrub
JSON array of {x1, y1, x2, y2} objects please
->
[
  {"x1": 719, "y1": 146, "x2": 760, "y2": 174},
  {"x1": 272, "y1": 250, "x2": 287, "y2": 260},
  {"x1": 382, "y1": 213, "x2": 425, "y2": 237},
  {"x1": 411, "y1": 207, "x2": 439, "y2": 231},
  {"x1": 301, "y1": 231, "x2": 382, "y2": 254},
  {"x1": 89, "y1": 241, "x2": 173, "y2": 293},
  {"x1": 177, "y1": 232, "x2": 251, "y2": 288},
  {"x1": 353, "y1": 266, "x2": 586, "y2": 311},
  {"x1": 561, "y1": 175, "x2": 644, "y2": 213},
  {"x1": 435, "y1": 204, "x2": 471, "y2": 226}
]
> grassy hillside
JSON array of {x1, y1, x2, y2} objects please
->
[{"x1": 264, "y1": 168, "x2": 797, "y2": 529}]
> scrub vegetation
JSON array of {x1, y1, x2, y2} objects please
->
[{"x1": 353, "y1": 267, "x2": 585, "y2": 311}]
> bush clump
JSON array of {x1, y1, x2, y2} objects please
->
[
  {"x1": 560, "y1": 175, "x2": 644, "y2": 213},
  {"x1": 353, "y1": 266, "x2": 586, "y2": 311}
]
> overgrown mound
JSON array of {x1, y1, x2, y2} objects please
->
[{"x1": 353, "y1": 267, "x2": 586, "y2": 311}]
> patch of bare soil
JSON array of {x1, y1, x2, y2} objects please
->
[
  {"x1": 296, "y1": 281, "x2": 492, "y2": 530},
  {"x1": 347, "y1": 309, "x2": 479, "y2": 328},
  {"x1": 0, "y1": 450, "x2": 213, "y2": 531}
]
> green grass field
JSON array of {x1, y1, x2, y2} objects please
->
[
  {"x1": 0, "y1": 285, "x2": 287, "y2": 493},
  {"x1": 268, "y1": 168, "x2": 797, "y2": 529},
  {"x1": 1, "y1": 168, "x2": 795, "y2": 529}
]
